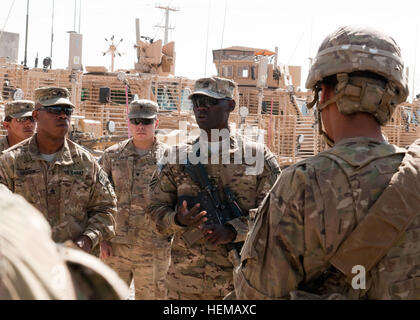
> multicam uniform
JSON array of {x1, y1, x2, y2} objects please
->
[
  {"x1": 0, "y1": 184, "x2": 128, "y2": 300},
  {"x1": 235, "y1": 137, "x2": 420, "y2": 299},
  {"x1": 235, "y1": 26, "x2": 420, "y2": 300},
  {"x1": 100, "y1": 138, "x2": 171, "y2": 299},
  {"x1": 0, "y1": 135, "x2": 117, "y2": 248},
  {"x1": 0, "y1": 100, "x2": 34, "y2": 152},
  {"x1": 147, "y1": 133, "x2": 280, "y2": 300},
  {"x1": 0, "y1": 136, "x2": 9, "y2": 152}
]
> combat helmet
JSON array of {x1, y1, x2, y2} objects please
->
[{"x1": 306, "y1": 25, "x2": 409, "y2": 127}]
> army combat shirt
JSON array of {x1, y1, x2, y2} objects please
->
[
  {"x1": 0, "y1": 136, "x2": 9, "y2": 152},
  {"x1": 234, "y1": 137, "x2": 420, "y2": 299},
  {"x1": 0, "y1": 135, "x2": 117, "y2": 249},
  {"x1": 100, "y1": 138, "x2": 170, "y2": 247},
  {"x1": 147, "y1": 133, "x2": 280, "y2": 297}
]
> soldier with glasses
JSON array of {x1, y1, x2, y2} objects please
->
[
  {"x1": 0, "y1": 86, "x2": 117, "y2": 255},
  {"x1": 1, "y1": 100, "x2": 36, "y2": 152},
  {"x1": 99, "y1": 99, "x2": 171, "y2": 300}
]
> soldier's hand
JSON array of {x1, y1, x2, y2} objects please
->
[
  {"x1": 75, "y1": 235, "x2": 93, "y2": 253},
  {"x1": 176, "y1": 200, "x2": 207, "y2": 227},
  {"x1": 99, "y1": 240, "x2": 113, "y2": 260},
  {"x1": 200, "y1": 224, "x2": 236, "y2": 245}
]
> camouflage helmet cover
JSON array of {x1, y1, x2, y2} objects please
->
[{"x1": 305, "y1": 25, "x2": 409, "y2": 125}]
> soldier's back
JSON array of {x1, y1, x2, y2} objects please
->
[{"x1": 236, "y1": 137, "x2": 420, "y2": 299}]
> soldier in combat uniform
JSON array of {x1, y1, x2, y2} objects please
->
[
  {"x1": 0, "y1": 87, "x2": 117, "y2": 254},
  {"x1": 147, "y1": 76, "x2": 280, "y2": 300},
  {"x1": 234, "y1": 25, "x2": 420, "y2": 299},
  {"x1": 99, "y1": 99, "x2": 171, "y2": 299},
  {"x1": 0, "y1": 100, "x2": 35, "y2": 152},
  {"x1": 0, "y1": 184, "x2": 128, "y2": 300}
]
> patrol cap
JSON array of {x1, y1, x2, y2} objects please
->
[
  {"x1": 4, "y1": 100, "x2": 34, "y2": 119},
  {"x1": 128, "y1": 99, "x2": 159, "y2": 119},
  {"x1": 34, "y1": 87, "x2": 75, "y2": 109},
  {"x1": 188, "y1": 76, "x2": 236, "y2": 100}
]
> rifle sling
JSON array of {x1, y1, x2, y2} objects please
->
[{"x1": 328, "y1": 142, "x2": 420, "y2": 282}]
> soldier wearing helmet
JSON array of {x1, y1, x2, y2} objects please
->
[{"x1": 233, "y1": 26, "x2": 420, "y2": 299}]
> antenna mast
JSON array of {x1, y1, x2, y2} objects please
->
[
  {"x1": 24, "y1": 0, "x2": 29, "y2": 68},
  {"x1": 154, "y1": 4, "x2": 179, "y2": 45},
  {"x1": 412, "y1": 25, "x2": 418, "y2": 102},
  {"x1": 220, "y1": 0, "x2": 227, "y2": 48},
  {"x1": 78, "y1": 0, "x2": 82, "y2": 33},
  {"x1": 50, "y1": 0, "x2": 54, "y2": 68}
]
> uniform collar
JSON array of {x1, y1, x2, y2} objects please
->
[
  {"x1": 326, "y1": 136, "x2": 405, "y2": 168},
  {"x1": 0, "y1": 136, "x2": 9, "y2": 149},
  {"x1": 28, "y1": 135, "x2": 74, "y2": 165},
  {"x1": 189, "y1": 130, "x2": 239, "y2": 154},
  {"x1": 120, "y1": 137, "x2": 160, "y2": 157}
]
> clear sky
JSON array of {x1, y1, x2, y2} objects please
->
[{"x1": 1, "y1": 0, "x2": 420, "y2": 100}]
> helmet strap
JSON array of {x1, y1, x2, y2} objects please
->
[{"x1": 317, "y1": 109, "x2": 335, "y2": 148}]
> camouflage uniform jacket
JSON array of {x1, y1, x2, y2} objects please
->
[
  {"x1": 100, "y1": 138, "x2": 170, "y2": 247},
  {"x1": 0, "y1": 135, "x2": 117, "y2": 248},
  {"x1": 234, "y1": 137, "x2": 420, "y2": 299},
  {"x1": 0, "y1": 136, "x2": 9, "y2": 152},
  {"x1": 0, "y1": 184, "x2": 77, "y2": 300},
  {"x1": 147, "y1": 133, "x2": 280, "y2": 296}
]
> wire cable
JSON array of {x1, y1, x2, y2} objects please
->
[{"x1": 0, "y1": 0, "x2": 16, "y2": 43}]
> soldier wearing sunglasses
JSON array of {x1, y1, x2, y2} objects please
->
[
  {"x1": 1, "y1": 100, "x2": 35, "y2": 152},
  {"x1": 0, "y1": 87, "x2": 117, "y2": 256},
  {"x1": 147, "y1": 77, "x2": 281, "y2": 300},
  {"x1": 99, "y1": 99, "x2": 171, "y2": 300}
]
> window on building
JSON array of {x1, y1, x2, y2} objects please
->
[
  {"x1": 222, "y1": 65, "x2": 233, "y2": 78},
  {"x1": 237, "y1": 65, "x2": 249, "y2": 78}
]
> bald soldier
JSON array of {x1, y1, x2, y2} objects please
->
[
  {"x1": 147, "y1": 76, "x2": 280, "y2": 300},
  {"x1": 99, "y1": 99, "x2": 171, "y2": 300},
  {"x1": 0, "y1": 87, "x2": 117, "y2": 254},
  {"x1": 0, "y1": 184, "x2": 128, "y2": 300},
  {"x1": 234, "y1": 26, "x2": 420, "y2": 300},
  {"x1": 0, "y1": 100, "x2": 35, "y2": 152}
]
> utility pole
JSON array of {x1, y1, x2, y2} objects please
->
[{"x1": 154, "y1": 5, "x2": 179, "y2": 45}]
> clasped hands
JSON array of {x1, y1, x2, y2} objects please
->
[{"x1": 176, "y1": 200, "x2": 236, "y2": 246}]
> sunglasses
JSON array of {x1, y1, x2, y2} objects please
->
[
  {"x1": 129, "y1": 118, "x2": 155, "y2": 125},
  {"x1": 39, "y1": 106, "x2": 73, "y2": 116},
  {"x1": 15, "y1": 116, "x2": 35, "y2": 123},
  {"x1": 192, "y1": 96, "x2": 221, "y2": 108}
]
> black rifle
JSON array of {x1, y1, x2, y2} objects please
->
[{"x1": 178, "y1": 160, "x2": 244, "y2": 266}]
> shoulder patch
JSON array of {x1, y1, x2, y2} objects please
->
[
  {"x1": 98, "y1": 169, "x2": 109, "y2": 186},
  {"x1": 267, "y1": 156, "x2": 280, "y2": 174}
]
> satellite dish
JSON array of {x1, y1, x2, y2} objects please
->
[
  {"x1": 297, "y1": 134, "x2": 304, "y2": 144},
  {"x1": 106, "y1": 120, "x2": 116, "y2": 134},
  {"x1": 13, "y1": 88, "x2": 24, "y2": 100},
  {"x1": 184, "y1": 87, "x2": 192, "y2": 96},
  {"x1": 117, "y1": 72, "x2": 127, "y2": 82},
  {"x1": 239, "y1": 106, "x2": 249, "y2": 118}
]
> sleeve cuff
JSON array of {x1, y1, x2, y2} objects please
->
[
  {"x1": 168, "y1": 211, "x2": 188, "y2": 231},
  {"x1": 225, "y1": 217, "x2": 249, "y2": 243},
  {"x1": 82, "y1": 229, "x2": 100, "y2": 249}
]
